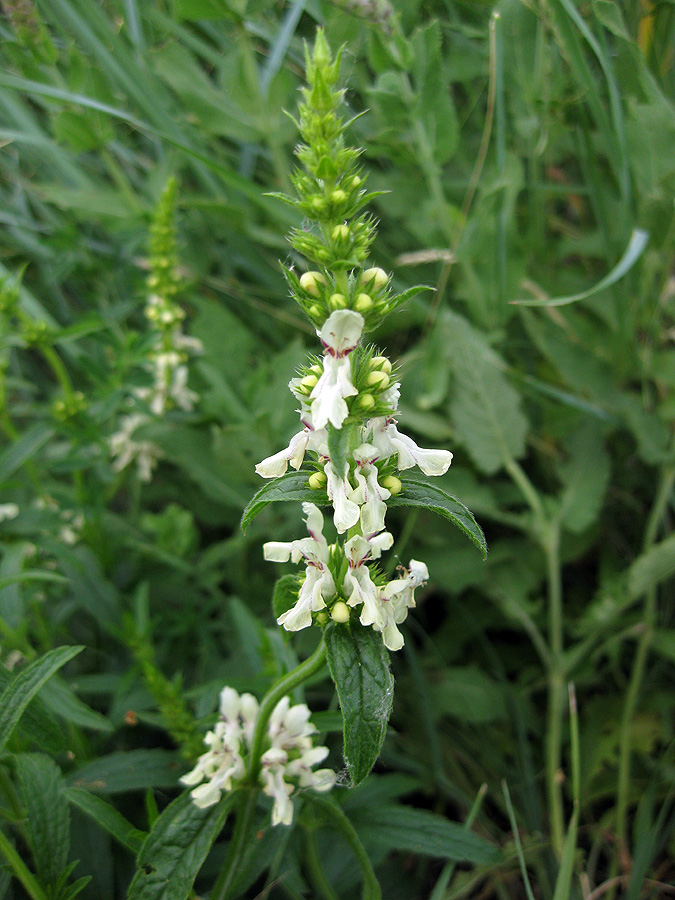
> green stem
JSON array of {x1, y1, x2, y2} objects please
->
[
  {"x1": 210, "y1": 787, "x2": 258, "y2": 900},
  {"x1": 0, "y1": 827, "x2": 49, "y2": 900},
  {"x1": 544, "y1": 521, "x2": 565, "y2": 860},
  {"x1": 248, "y1": 638, "x2": 327, "y2": 783},
  {"x1": 504, "y1": 456, "x2": 545, "y2": 524},
  {"x1": 615, "y1": 465, "x2": 675, "y2": 848},
  {"x1": 307, "y1": 795, "x2": 381, "y2": 900}
]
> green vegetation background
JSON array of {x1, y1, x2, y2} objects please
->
[{"x1": 1, "y1": 0, "x2": 675, "y2": 898}]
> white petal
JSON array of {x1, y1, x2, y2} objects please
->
[
  {"x1": 318, "y1": 309, "x2": 364, "y2": 355},
  {"x1": 310, "y1": 356, "x2": 358, "y2": 429},
  {"x1": 385, "y1": 424, "x2": 453, "y2": 475},
  {"x1": 326, "y1": 462, "x2": 360, "y2": 533},
  {"x1": 255, "y1": 430, "x2": 310, "y2": 478},
  {"x1": 263, "y1": 541, "x2": 293, "y2": 563}
]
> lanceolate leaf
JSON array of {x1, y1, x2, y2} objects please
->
[
  {"x1": 389, "y1": 478, "x2": 487, "y2": 558},
  {"x1": 0, "y1": 645, "x2": 83, "y2": 753},
  {"x1": 325, "y1": 624, "x2": 394, "y2": 787},
  {"x1": 240, "y1": 470, "x2": 329, "y2": 533},
  {"x1": 65, "y1": 788, "x2": 146, "y2": 854},
  {"x1": 354, "y1": 804, "x2": 499, "y2": 864},
  {"x1": 127, "y1": 790, "x2": 235, "y2": 900},
  {"x1": 16, "y1": 753, "x2": 70, "y2": 888}
]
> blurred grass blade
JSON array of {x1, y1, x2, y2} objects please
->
[
  {"x1": 512, "y1": 229, "x2": 648, "y2": 307},
  {"x1": 502, "y1": 781, "x2": 536, "y2": 900}
]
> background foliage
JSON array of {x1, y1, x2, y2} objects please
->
[{"x1": 1, "y1": 0, "x2": 675, "y2": 897}]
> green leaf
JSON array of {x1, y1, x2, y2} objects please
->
[
  {"x1": 324, "y1": 624, "x2": 394, "y2": 786},
  {"x1": 0, "y1": 646, "x2": 83, "y2": 752},
  {"x1": 40, "y1": 677, "x2": 113, "y2": 733},
  {"x1": 127, "y1": 790, "x2": 235, "y2": 900},
  {"x1": 354, "y1": 804, "x2": 499, "y2": 864},
  {"x1": 389, "y1": 478, "x2": 487, "y2": 558},
  {"x1": 557, "y1": 424, "x2": 611, "y2": 534},
  {"x1": 0, "y1": 423, "x2": 53, "y2": 483},
  {"x1": 512, "y1": 229, "x2": 648, "y2": 306},
  {"x1": 16, "y1": 753, "x2": 70, "y2": 888},
  {"x1": 432, "y1": 666, "x2": 506, "y2": 724},
  {"x1": 628, "y1": 533, "x2": 675, "y2": 600},
  {"x1": 64, "y1": 788, "x2": 146, "y2": 854},
  {"x1": 67, "y1": 749, "x2": 182, "y2": 794},
  {"x1": 272, "y1": 574, "x2": 301, "y2": 620},
  {"x1": 240, "y1": 471, "x2": 329, "y2": 533},
  {"x1": 327, "y1": 423, "x2": 351, "y2": 480}
]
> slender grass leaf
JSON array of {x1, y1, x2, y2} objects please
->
[
  {"x1": 628, "y1": 532, "x2": 675, "y2": 599},
  {"x1": 127, "y1": 790, "x2": 235, "y2": 900},
  {"x1": 16, "y1": 753, "x2": 70, "y2": 888},
  {"x1": 64, "y1": 788, "x2": 145, "y2": 854},
  {"x1": 389, "y1": 477, "x2": 487, "y2": 558},
  {"x1": 325, "y1": 623, "x2": 394, "y2": 786},
  {"x1": 0, "y1": 646, "x2": 82, "y2": 752},
  {"x1": 240, "y1": 471, "x2": 329, "y2": 533},
  {"x1": 552, "y1": 806, "x2": 579, "y2": 900},
  {"x1": 354, "y1": 805, "x2": 499, "y2": 864},
  {"x1": 67, "y1": 749, "x2": 182, "y2": 794},
  {"x1": 0, "y1": 423, "x2": 53, "y2": 483},
  {"x1": 513, "y1": 229, "x2": 648, "y2": 306}
]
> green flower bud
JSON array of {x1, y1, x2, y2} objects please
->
[
  {"x1": 329, "y1": 293, "x2": 347, "y2": 309},
  {"x1": 331, "y1": 224, "x2": 349, "y2": 242},
  {"x1": 316, "y1": 611, "x2": 329, "y2": 625},
  {"x1": 308, "y1": 304, "x2": 321, "y2": 319},
  {"x1": 309, "y1": 363, "x2": 323, "y2": 375},
  {"x1": 362, "y1": 267, "x2": 389, "y2": 291},
  {"x1": 311, "y1": 197, "x2": 325, "y2": 212},
  {"x1": 356, "y1": 393, "x2": 375, "y2": 410},
  {"x1": 308, "y1": 471, "x2": 327, "y2": 490},
  {"x1": 368, "y1": 355, "x2": 392, "y2": 374},
  {"x1": 331, "y1": 189, "x2": 347, "y2": 203},
  {"x1": 350, "y1": 175, "x2": 362, "y2": 189},
  {"x1": 331, "y1": 601, "x2": 350, "y2": 623},
  {"x1": 366, "y1": 370, "x2": 390, "y2": 390},
  {"x1": 354, "y1": 293, "x2": 373, "y2": 312},
  {"x1": 299, "y1": 271, "x2": 326, "y2": 296},
  {"x1": 382, "y1": 475, "x2": 402, "y2": 496},
  {"x1": 301, "y1": 374, "x2": 318, "y2": 389}
]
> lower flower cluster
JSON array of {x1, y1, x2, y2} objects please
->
[{"x1": 180, "y1": 686, "x2": 335, "y2": 826}]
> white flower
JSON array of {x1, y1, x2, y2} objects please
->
[
  {"x1": 325, "y1": 461, "x2": 360, "y2": 533},
  {"x1": 344, "y1": 535, "x2": 388, "y2": 630},
  {"x1": 309, "y1": 310, "x2": 364, "y2": 429},
  {"x1": 180, "y1": 721, "x2": 246, "y2": 808},
  {"x1": 261, "y1": 747, "x2": 295, "y2": 826},
  {"x1": 0, "y1": 504, "x2": 19, "y2": 523},
  {"x1": 370, "y1": 418, "x2": 452, "y2": 476},
  {"x1": 349, "y1": 444, "x2": 391, "y2": 536},
  {"x1": 109, "y1": 414, "x2": 162, "y2": 482},
  {"x1": 376, "y1": 560, "x2": 430, "y2": 651},
  {"x1": 264, "y1": 503, "x2": 336, "y2": 631},
  {"x1": 255, "y1": 426, "x2": 328, "y2": 479}
]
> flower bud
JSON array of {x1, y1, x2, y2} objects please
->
[
  {"x1": 350, "y1": 175, "x2": 362, "y2": 189},
  {"x1": 329, "y1": 293, "x2": 347, "y2": 309},
  {"x1": 300, "y1": 374, "x2": 318, "y2": 389},
  {"x1": 366, "y1": 370, "x2": 389, "y2": 390},
  {"x1": 331, "y1": 601, "x2": 350, "y2": 623},
  {"x1": 354, "y1": 293, "x2": 372, "y2": 312},
  {"x1": 331, "y1": 224, "x2": 349, "y2": 242},
  {"x1": 299, "y1": 271, "x2": 326, "y2": 297},
  {"x1": 356, "y1": 393, "x2": 375, "y2": 410},
  {"x1": 308, "y1": 304, "x2": 321, "y2": 319},
  {"x1": 381, "y1": 475, "x2": 402, "y2": 496},
  {"x1": 331, "y1": 189, "x2": 347, "y2": 204},
  {"x1": 316, "y1": 611, "x2": 328, "y2": 625},
  {"x1": 308, "y1": 471, "x2": 327, "y2": 490},
  {"x1": 369, "y1": 356, "x2": 392, "y2": 374},
  {"x1": 309, "y1": 364, "x2": 323, "y2": 375},
  {"x1": 311, "y1": 197, "x2": 325, "y2": 212},
  {"x1": 362, "y1": 267, "x2": 389, "y2": 291}
]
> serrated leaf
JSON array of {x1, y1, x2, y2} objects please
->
[
  {"x1": 354, "y1": 804, "x2": 499, "y2": 863},
  {"x1": 64, "y1": 788, "x2": 145, "y2": 854},
  {"x1": 0, "y1": 645, "x2": 83, "y2": 752},
  {"x1": 127, "y1": 790, "x2": 235, "y2": 900},
  {"x1": 67, "y1": 749, "x2": 182, "y2": 794},
  {"x1": 324, "y1": 624, "x2": 394, "y2": 786},
  {"x1": 16, "y1": 753, "x2": 70, "y2": 887},
  {"x1": 558, "y1": 424, "x2": 611, "y2": 534},
  {"x1": 272, "y1": 574, "x2": 301, "y2": 620},
  {"x1": 628, "y1": 533, "x2": 675, "y2": 600},
  {"x1": 388, "y1": 477, "x2": 487, "y2": 558},
  {"x1": 240, "y1": 471, "x2": 329, "y2": 533},
  {"x1": 388, "y1": 284, "x2": 431, "y2": 313}
]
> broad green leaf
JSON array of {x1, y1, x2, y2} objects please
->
[
  {"x1": 272, "y1": 574, "x2": 301, "y2": 620},
  {"x1": 240, "y1": 471, "x2": 329, "y2": 533},
  {"x1": 324, "y1": 624, "x2": 394, "y2": 786},
  {"x1": 0, "y1": 423, "x2": 53, "y2": 483},
  {"x1": 388, "y1": 478, "x2": 487, "y2": 558},
  {"x1": 444, "y1": 312, "x2": 528, "y2": 475},
  {"x1": 354, "y1": 804, "x2": 499, "y2": 864},
  {"x1": 16, "y1": 753, "x2": 70, "y2": 888},
  {"x1": 628, "y1": 533, "x2": 675, "y2": 599},
  {"x1": 68, "y1": 749, "x2": 182, "y2": 794},
  {"x1": 0, "y1": 668, "x2": 66, "y2": 754},
  {"x1": 557, "y1": 425, "x2": 611, "y2": 534},
  {"x1": 432, "y1": 666, "x2": 506, "y2": 724},
  {"x1": 513, "y1": 229, "x2": 648, "y2": 307},
  {"x1": 0, "y1": 646, "x2": 83, "y2": 752},
  {"x1": 64, "y1": 788, "x2": 145, "y2": 854},
  {"x1": 127, "y1": 790, "x2": 235, "y2": 900}
]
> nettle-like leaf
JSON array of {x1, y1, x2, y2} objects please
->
[
  {"x1": 240, "y1": 470, "x2": 329, "y2": 533},
  {"x1": 557, "y1": 424, "x2": 611, "y2": 534},
  {"x1": 16, "y1": 753, "x2": 70, "y2": 888},
  {"x1": 272, "y1": 573, "x2": 302, "y2": 619},
  {"x1": 389, "y1": 477, "x2": 487, "y2": 558},
  {"x1": 324, "y1": 623, "x2": 394, "y2": 786},
  {"x1": 127, "y1": 790, "x2": 235, "y2": 900}
]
